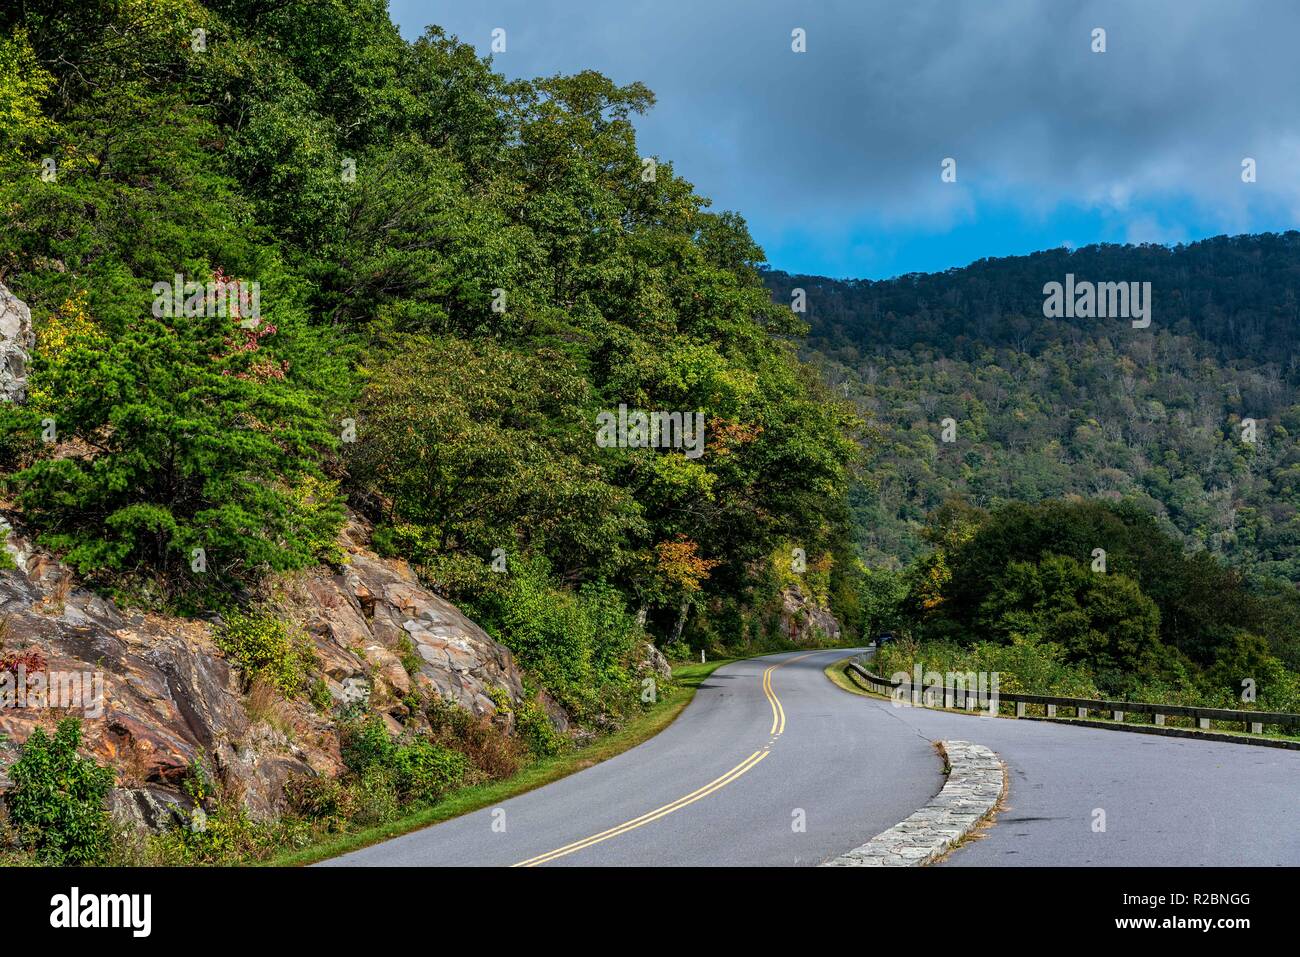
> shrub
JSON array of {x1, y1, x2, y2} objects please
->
[
  {"x1": 219, "y1": 612, "x2": 316, "y2": 698},
  {"x1": 339, "y1": 713, "x2": 469, "y2": 804},
  {"x1": 284, "y1": 775, "x2": 348, "y2": 831},
  {"x1": 390, "y1": 737, "x2": 469, "y2": 803},
  {"x1": 515, "y1": 699, "x2": 565, "y2": 758},
  {"x1": 426, "y1": 696, "x2": 524, "y2": 781},
  {"x1": 340, "y1": 713, "x2": 396, "y2": 775},
  {"x1": 6, "y1": 717, "x2": 114, "y2": 864},
  {"x1": 473, "y1": 559, "x2": 641, "y2": 723},
  {"x1": 344, "y1": 768, "x2": 400, "y2": 828},
  {"x1": 146, "y1": 804, "x2": 310, "y2": 866}
]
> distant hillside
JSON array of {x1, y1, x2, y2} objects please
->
[{"x1": 766, "y1": 233, "x2": 1300, "y2": 587}]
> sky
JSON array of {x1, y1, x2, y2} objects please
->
[{"x1": 388, "y1": 1, "x2": 1300, "y2": 280}]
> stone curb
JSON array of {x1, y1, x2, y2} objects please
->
[{"x1": 821, "y1": 740, "x2": 1005, "y2": 867}]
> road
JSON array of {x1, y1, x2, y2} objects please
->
[{"x1": 324, "y1": 648, "x2": 1300, "y2": 866}]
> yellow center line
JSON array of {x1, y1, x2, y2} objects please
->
[
  {"x1": 511, "y1": 650, "x2": 824, "y2": 867},
  {"x1": 512, "y1": 749, "x2": 770, "y2": 867},
  {"x1": 764, "y1": 665, "x2": 780, "y2": 734},
  {"x1": 764, "y1": 651, "x2": 819, "y2": 736}
]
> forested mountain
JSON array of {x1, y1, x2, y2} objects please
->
[{"x1": 767, "y1": 234, "x2": 1300, "y2": 588}]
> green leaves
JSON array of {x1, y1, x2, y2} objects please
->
[{"x1": 8, "y1": 718, "x2": 114, "y2": 866}]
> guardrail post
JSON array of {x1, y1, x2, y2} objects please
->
[
  {"x1": 1046, "y1": 703, "x2": 1057, "y2": 717},
  {"x1": 1154, "y1": 714, "x2": 1164, "y2": 726},
  {"x1": 1015, "y1": 701, "x2": 1025, "y2": 718}
]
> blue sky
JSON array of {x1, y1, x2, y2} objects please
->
[{"x1": 389, "y1": 1, "x2": 1300, "y2": 280}]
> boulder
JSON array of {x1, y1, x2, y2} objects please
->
[
  {"x1": 108, "y1": 786, "x2": 194, "y2": 832},
  {"x1": 0, "y1": 283, "x2": 34, "y2": 404}
]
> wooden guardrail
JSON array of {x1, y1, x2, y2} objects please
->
[{"x1": 844, "y1": 659, "x2": 1300, "y2": 735}]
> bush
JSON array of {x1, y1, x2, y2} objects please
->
[
  {"x1": 390, "y1": 737, "x2": 470, "y2": 803},
  {"x1": 340, "y1": 714, "x2": 396, "y2": 775},
  {"x1": 515, "y1": 699, "x2": 565, "y2": 758},
  {"x1": 6, "y1": 718, "x2": 114, "y2": 864},
  {"x1": 284, "y1": 775, "x2": 349, "y2": 831},
  {"x1": 339, "y1": 713, "x2": 469, "y2": 805},
  {"x1": 474, "y1": 559, "x2": 640, "y2": 723},
  {"x1": 145, "y1": 804, "x2": 310, "y2": 866},
  {"x1": 218, "y1": 612, "x2": 316, "y2": 698},
  {"x1": 344, "y1": 768, "x2": 401, "y2": 828},
  {"x1": 875, "y1": 638, "x2": 1101, "y2": 699},
  {"x1": 426, "y1": 696, "x2": 524, "y2": 781}
]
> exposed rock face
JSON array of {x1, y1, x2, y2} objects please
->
[
  {"x1": 0, "y1": 283, "x2": 34, "y2": 404},
  {"x1": 637, "y1": 641, "x2": 672, "y2": 683},
  {"x1": 273, "y1": 515, "x2": 526, "y2": 724},
  {"x1": 0, "y1": 519, "x2": 331, "y2": 821},
  {"x1": 779, "y1": 583, "x2": 843, "y2": 645},
  {"x1": 0, "y1": 511, "x2": 534, "y2": 827}
]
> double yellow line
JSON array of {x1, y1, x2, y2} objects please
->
[
  {"x1": 513, "y1": 749, "x2": 770, "y2": 866},
  {"x1": 763, "y1": 661, "x2": 787, "y2": 735},
  {"x1": 513, "y1": 651, "x2": 818, "y2": 867}
]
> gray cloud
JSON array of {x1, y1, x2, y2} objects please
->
[{"x1": 392, "y1": 0, "x2": 1300, "y2": 270}]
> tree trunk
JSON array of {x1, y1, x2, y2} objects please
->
[{"x1": 671, "y1": 596, "x2": 690, "y2": 643}]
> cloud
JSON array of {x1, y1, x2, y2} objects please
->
[{"x1": 390, "y1": 0, "x2": 1300, "y2": 275}]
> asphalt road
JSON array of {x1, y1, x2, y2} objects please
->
[{"x1": 324, "y1": 648, "x2": 1300, "y2": 866}]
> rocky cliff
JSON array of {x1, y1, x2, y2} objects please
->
[
  {"x1": 0, "y1": 283, "x2": 33, "y2": 404},
  {"x1": 778, "y1": 582, "x2": 843, "y2": 645},
  {"x1": 0, "y1": 511, "x2": 534, "y2": 829}
]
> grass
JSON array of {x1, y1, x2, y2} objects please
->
[{"x1": 266, "y1": 656, "x2": 737, "y2": 867}]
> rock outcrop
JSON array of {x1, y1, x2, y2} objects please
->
[
  {"x1": 0, "y1": 283, "x2": 34, "y2": 404},
  {"x1": 0, "y1": 511, "x2": 534, "y2": 826},
  {"x1": 0, "y1": 517, "x2": 337, "y2": 820},
  {"x1": 271, "y1": 514, "x2": 526, "y2": 725},
  {"x1": 637, "y1": 641, "x2": 672, "y2": 683},
  {"x1": 778, "y1": 583, "x2": 842, "y2": 645}
]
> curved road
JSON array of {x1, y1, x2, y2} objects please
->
[{"x1": 325, "y1": 648, "x2": 1300, "y2": 866}]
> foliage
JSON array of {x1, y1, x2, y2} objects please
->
[
  {"x1": 514, "y1": 698, "x2": 566, "y2": 758},
  {"x1": 218, "y1": 612, "x2": 317, "y2": 698},
  {"x1": 6, "y1": 718, "x2": 114, "y2": 865},
  {"x1": 777, "y1": 238, "x2": 1300, "y2": 596},
  {"x1": 461, "y1": 558, "x2": 640, "y2": 722},
  {"x1": 339, "y1": 713, "x2": 469, "y2": 804},
  {"x1": 882, "y1": 498, "x2": 1300, "y2": 699},
  {"x1": 875, "y1": 638, "x2": 1102, "y2": 699},
  {"x1": 0, "y1": 0, "x2": 859, "y2": 655}
]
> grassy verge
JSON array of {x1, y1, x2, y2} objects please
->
[
  {"x1": 825, "y1": 657, "x2": 881, "y2": 699},
  {"x1": 267, "y1": 656, "x2": 736, "y2": 867},
  {"x1": 824, "y1": 656, "x2": 1298, "y2": 744}
]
